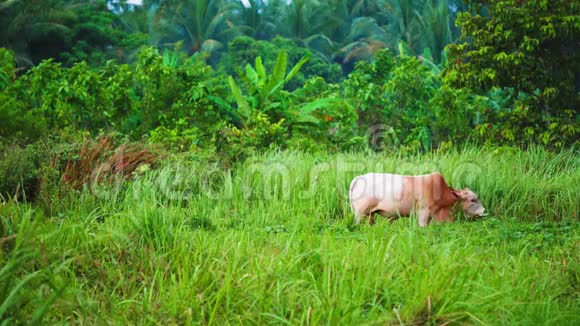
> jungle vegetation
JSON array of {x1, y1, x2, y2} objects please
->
[{"x1": 0, "y1": 0, "x2": 578, "y2": 324}]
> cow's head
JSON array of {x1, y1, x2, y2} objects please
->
[{"x1": 454, "y1": 188, "x2": 486, "y2": 217}]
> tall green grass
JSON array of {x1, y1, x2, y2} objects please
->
[{"x1": 1, "y1": 147, "x2": 578, "y2": 324}]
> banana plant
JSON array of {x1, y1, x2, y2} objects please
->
[
  {"x1": 220, "y1": 50, "x2": 307, "y2": 125},
  {"x1": 213, "y1": 50, "x2": 342, "y2": 128}
]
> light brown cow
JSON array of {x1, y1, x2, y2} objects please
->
[{"x1": 349, "y1": 172, "x2": 486, "y2": 227}]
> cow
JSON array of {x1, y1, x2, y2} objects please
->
[{"x1": 349, "y1": 172, "x2": 486, "y2": 227}]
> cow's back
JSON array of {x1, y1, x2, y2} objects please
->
[
  {"x1": 349, "y1": 173, "x2": 404, "y2": 201},
  {"x1": 349, "y1": 173, "x2": 406, "y2": 216}
]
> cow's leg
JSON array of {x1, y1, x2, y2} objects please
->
[
  {"x1": 354, "y1": 213, "x2": 364, "y2": 225},
  {"x1": 435, "y1": 206, "x2": 453, "y2": 223},
  {"x1": 354, "y1": 209, "x2": 370, "y2": 225},
  {"x1": 418, "y1": 207, "x2": 430, "y2": 227},
  {"x1": 354, "y1": 212, "x2": 374, "y2": 225},
  {"x1": 352, "y1": 200, "x2": 365, "y2": 225}
]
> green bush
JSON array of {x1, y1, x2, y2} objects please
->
[
  {"x1": 474, "y1": 104, "x2": 578, "y2": 149},
  {"x1": 134, "y1": 48, "x2": 229, "y2": 147},
  {"x1": 0, "y1": 48, "x2": 14, "y2": 91},
  {"x1": 5, "y1": 47, "x2": 232, "y2": 146},
  {"x1": 0, "y1": 49, "x2": 45, "y2": 140},
  {"x1": 289, "y1": 77, "x2": 360, "y2": 151},
  {"x1": 218, "y1": 111, "x2": 287, "y2": 163},
  {"x1": 0, "y1": 93, "x2": 46, "y2": 140},
  {"x1": 343, "y1": 49, "x2": 487, "y2": 151},
  {"x1": 0, "y1": 144, "x2": 39, "y2": 202}
]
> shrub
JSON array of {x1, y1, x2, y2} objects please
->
[
  {"x1": 0, "y1": 93, "x2": 46, "y2": 141},
  {"x1": 289, "y1": 77, "x2": 360, "y2": 151},
  {"x1": 134, "y1": 48, "x2": 230, "y2": 149},
  {"x1": 217, "y1": 112, "x2": 287, "y2": 164},
  {"x1": 0, "y1": 144, "x2": 40, "y2": 202},
  {"x1": 0, "y1": 48, "x2": 14, "y2": 91},
  {"x1": 474, "y1": 104, "x2": 578, "y2": 149},
  {"x1": 343, "y1": 49, "x2": 487, "y2": 151}
]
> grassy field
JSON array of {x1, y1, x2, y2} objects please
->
[{"x1": 1, "y1": 147, "x2": 579, "y2": 324}]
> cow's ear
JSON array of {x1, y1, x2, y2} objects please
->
[{"x1": 453, "y1": 189, "x2": 465, "y2": 199}]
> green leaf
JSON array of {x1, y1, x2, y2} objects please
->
[
  {"x1": 255, "y1": 56, "x2": 266, "y2": 83},
  {"x1": 263, "y1": 102, "x2": 281, "y2": 112},
  {"x1": 265, "y1": 81, "x2": 285, "y2": 100},
  {"x1": 264, "y1": 51, "x2": 287, "y2": 96},
  {"x1": 207, "y1": 95, "x2": 243, "y2": 126},
  {"x1": 295, "y1": 114, "x2": 320, "y2": 125},
  {"x1": 423, "y1": 47, "x2": 432, "y2": 62},
  {"x1": 440, "y1": 47, "x2": 448, "y2": 67},
  {"x1": 284, "y1": 53, "x2": 310, "y2": 84},
  {"x1": 245, "y1": 64, "x2": 258, "y2": 88},
  {"x1": 271, "y1": 51, "x2": 288, "y2": 85},
  {"x1": 398, "y1": 41, "x2": 407, "y2": 56},
  {"x1": 299, "y1": 97, "x2": 340, "y2": 114},
  {"x1": 228, "y1": 76, "x2": 251, "y2": 120}
]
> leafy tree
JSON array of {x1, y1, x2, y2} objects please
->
[
  {"x1": 444, "y1": 0, "x2": 579, "y2": 148},
  {"x1": 445, "y1": 0, "x2": 580, "y2": 118},
  {"x1": 0, "y1": 48, "x2": 44, "y2": 139},
  {"x1": 0, "y1": 0, "x2": 72, "y2": 66},
  {"x1": 58, "y1": 1, "x2": 136, "y2": 66},
  {"x1": 381, "y1": 0, "x2": 461, "y2": 62},
  {"x1": 0, "y1": 47, "x2": 12, "y2": 90},
  {"x1": 224, "y1": 50, "x2": 319, "y2": 126},
  {"x1": 279, "y1": 0, "x2": 331, "y2": 41},
  {"x1": 267, "y1": 0, "x2": 392, "y2": 72},
  {"x1": 383, "y1": 0, "x2": 422, "y2": 51},
  {"x1": 218, "y1": 50, "x2": 356, "y2": 158},
  {"x1": 343, "y1": 49, "x2": 487, "y2": 151}
]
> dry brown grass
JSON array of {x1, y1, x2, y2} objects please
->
[{"x1": 60, "y1": 136, "x2": 158, "y2": 190}]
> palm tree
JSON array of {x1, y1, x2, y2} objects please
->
[
  {"x1": 229, "y1": 0, "x2": 278, "y2": 40},
  {"x1": 277, "y1": 0, "x2": 336, "y2": 41},
  {"x1": 1, "y1": 0, "x2": 132, "y2": 67},
  {"x1": 270, "y1": 0, "x2": 389, "y2": 65},
  {"x1": 415, "y1": 0, "x2": 455, "y2": 63},
  {"x1": 150, "y1": 0, "x2": 236, "y2": 54},
  {"x1": 0, "y1": 0, "x2": 75, "y2": 66},
  {"x1": 383, "y1": 0, "x2": 422, "y2": 52}
]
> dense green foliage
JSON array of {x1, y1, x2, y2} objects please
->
[
  {"x1": 1, "y1": 1, "x2": 577, "y2": 151},
  {"x1": 446, "y1": 0, "x2": 579, "y2": 148},
  {"x1": 0, "y1": 1, "x2": 578, "y2": 324},
  {"x1": 0, "y1": 0, "x2": 142, "y2": 66},
  {"x1": 219, "y1": 36, "x2": 343, "y2": 87},
  {"x1": 1, "y1": 149, "x2": 578, "y2": 323},
  {"x1": 344, "y1": 49, "x2": 490, "y2": 151}
]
